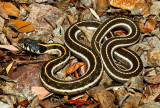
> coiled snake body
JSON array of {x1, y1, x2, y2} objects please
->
[{"x1": 18, "y1": 17, "x2": 143, "y2": 95}]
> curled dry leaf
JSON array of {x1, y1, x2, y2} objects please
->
[
  {"x1": 115, "y1": 89, "x2": 128, "y2": 104},
  {"x1": 87, "y1": 86, "x2": 115, "y2": 108},
  {"x1": 21, "y1": 4, "x2": 30, "y2": 13},
  {"x1": 145, "y1": 48, "x2": 160, "y2": 67},
  {"x1": 110, "y1": 0, "x2": 136, "y2": 11},
  {"x1": 89, "y1": 8, "x2": 100, "y2": 21},
  {"x1": 144, "y1": 74, "x2": 160, "y2": 84},
  {"x1": 18, "y1": 6, "x2": 28, "y2": 20},
  {"x1": 64, "y1": 99, "x2": 91, "y2": 106},
  {"x1": 96, "y1": 0, "x2": 108, "y2": 16},
  {"x1": 140, "y1": 101, "x2": 160, "y2": 108},
  {"x1": 121, "y1": 92, "x2": 142, "y2": 108},
  {"x1": 40, "y1": 99, "x2": 62, "y2": 108},
  {"x1": 145, "y1": 36, "x2": 160, "y2": 49},
  {"x1": 25, "y1": 4, "x2": 65, "y2": 39},
  {"x1": 3, "y1": 27, "x2": 23, "y2": 45},
  {"x1": 150, "y1": 1, "x2": 160, "y2": 15},
  {"x1": 125, "y1": 76, "x2": 144, "y2": 93},
  {"x1": 141, "y1": 18, "x2": 156, "y2": 33},
  {"x1": 54, "y1": 0, "x2": 71, "y2": 11},
  {"x1": 142, "y1": 85, "x2": 160, "y2": 104},
  {"x1": 66, "y1": 62, "x2": 85, "y2": 74},
  {"x1": 110, "y1": 0, "x2": 150, "y2": 17},
  {"x1": 67, "y1": 14, "x2": 76, "y2": 25},
  {"x1": 2, "y1": 2, "x2": 20, "y2": 17},
  {"x1": 0, "y1": 17, "x2": 4, "y2": 33},
  {"x1": 0, "y1": 1, "x2": 9, "y2": 19},
  {"x1": 27, "y1": 96, "x2": 40, "y2": 108},
  {"x1": 0, "y1": 45, "x2": 19, "y2": 52},
  {"x1": 0, "y1": 34, "x2": 10, "y2": 45},
  {"x1": 0, "y1": 101, "x2": 10, "y2": 108},
  {"x1": 84, "y1": 103, "x2": 99, "y2": 108},
  {"x1": 0, "y1": 95, "x2": 14, "y2": 108},
  {"x1": 152, "y1": 28, "x2": 160, "y2": 38},
  {"x1": 80, "y1": 0, "x2": 92, "y2": 7}
]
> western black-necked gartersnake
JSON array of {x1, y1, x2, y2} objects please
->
[{"x1": 18, "y1": 17, "x2": 143, "y2": 95}]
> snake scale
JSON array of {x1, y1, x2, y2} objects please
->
[{"x1": 18, "y1": 16, "x2": 144, "y2": 95}]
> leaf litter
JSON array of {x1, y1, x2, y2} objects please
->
[{"x1": 0, "y1": 0, "x2": 160, "y2": 107}]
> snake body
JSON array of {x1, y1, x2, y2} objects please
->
[{"x1": 18, "y1": 17, "x2": 143, "y2": 95}]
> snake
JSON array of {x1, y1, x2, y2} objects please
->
[{"x1": 18, "y1": 16, "x2": 143, "y2": 95}]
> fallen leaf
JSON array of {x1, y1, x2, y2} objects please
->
[
  {"x1": 114, "y1": 30, "x2": 128, "y2": 36},
  {"x1": 0, "y1": 1, "x2": 8, "y2": 19},
  {"x1": 20, "y1": 100, "x2": 30, "y2": 107},
  {"x1": 66, "y1": 62, "x2": 85, "y2": 74},
  {"x1": 87, "y1": 86, "x2": 115, "y2": 108},
  {"x1": 144, "y1": 74, "x2": 160, "y2": 84},
  {"x1": 0, "y1": 45, "x2": 19, "y2": 52},
  {"x1": 6, "y1": 60, "x2": 15, "y2": 74},
  {"x1": 19, "y1": 24, "x2": 35, "y2": 33},
  {"x1": 85, "y1": 103, "x2": 99, "y2": 108},
  {"x1": 10, "y1": 19, "x2": 31, "y2": 29},
  {"x1": 89, "y1": 8, "x2": 100, "y2": 21},
  {"x1": 141, "y1": 18, "x2": 156, "y2": 33},
  {"x1": 2, "y1": 2, "x2": 20, "y2": 17},
  {"x1": 21, "y1": 4, "x2": 30, "y2": 13},
  {"x1": 121, "y1": 92, "x2": 142, "y2": 108},
  {"x1": 96, "y1": 0, "x2": 108, "y2": 16},
  {"x1": 74, "y1": 71, "x2": 79, "y2": 78},
  {"x1": 9, "y1": 19, "x2": 34, "y2": 33},
  {"x1": 110, "y1": 0, "x2": 136, "y2": 11},
  {"x1": 31, "y1": 86, "x2": 50, "y2": 100},
  {"x1": 64, "y1": 99, "x2": 91, "y2": 106}
]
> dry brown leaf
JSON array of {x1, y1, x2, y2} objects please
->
[
  {"x1": 19, "y1": 24, "x2": 35, "y2": 33},
  {"x1": 10, "y1": 19, "x2": 31, "y2": 29},
  {"x1": 126, "y1": 76, "x2": 144, "y2": 93},
  {"x1": 142, "y1": 85, "x2": 160, "y2": 104},
  {"x1": 110, "y1": 0, "x2": 136, "y2": 11},
  {"x1": 80, "y1": 0, "x2": 92, "y2": 7},
  {"x1": 2, "y1": 2, "x2": 20, "y2": 17},
  {"x1": 0, "y1": 95, "x2": 14, "y2": 108},
  {"x1": 0, "y1": 1, "x2": 8, "y2": 19},
  {"x1": 67, "y1": 62, "x2": 85, "y2": 74},
  {"x1": 144, "y1": 74, "x2": 160, "y2": 84},
  {"x1": 141, "y1": 18, "x2": 156, "y2": 33},
  {"x1": 9, "y1": 19, "x2": 34, "y2": 33},
  {"x1": 0, "y1": 17, "x2": 4, "y2": 33},
  {"x1": 145, "y1": 48, "x2": 160, "y2": 67},
  {"x1": 96, "y1": 0, "x2": 108, "y2": 16},
  {"x1": 21, "y1": 4, "x2": 30, "y2": 13},
  {"x1": 3, "y1": 27, "x2": 21, "y2": 45},
  {"x1": 87, "y1": 86, "x2": 115, "y2": 108},
  {"x1": 85, "y1": 103, "x2": 99, "y2": 108},
  {"x1": 121, "y1": 92, "x2": 142, "y2": 108},
  {"x1": 67, "y1": 14, "x2": 76, "y2": 25},
  {"x1": 0, "y1": 33, "x2": 10, "y2": 45},
  {"x1": 64, "y1": 99, "x2": 91, "y2": 106},
  {"x1": 110, "y1": 0, "x2": 150, "y2": 17},
  {"x1": 31, "y1": 86, "x2": 50, "y2": 100},
  {"x1": 134, "y1": 0, "x2": 150, "y2": 17},
  {"x1": 150, "y1": 1, "x2": 160, "y2": 15},
  {"x1": 0, "y1": 45, "x2": 19, "y2": 52},
  {"x1": 115, "y1": 89, "x2": 128, "y2": 103}
]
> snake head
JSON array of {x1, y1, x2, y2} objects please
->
[{"x1": 18, "y1": 38, "x2": 46, "y2": 54}]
